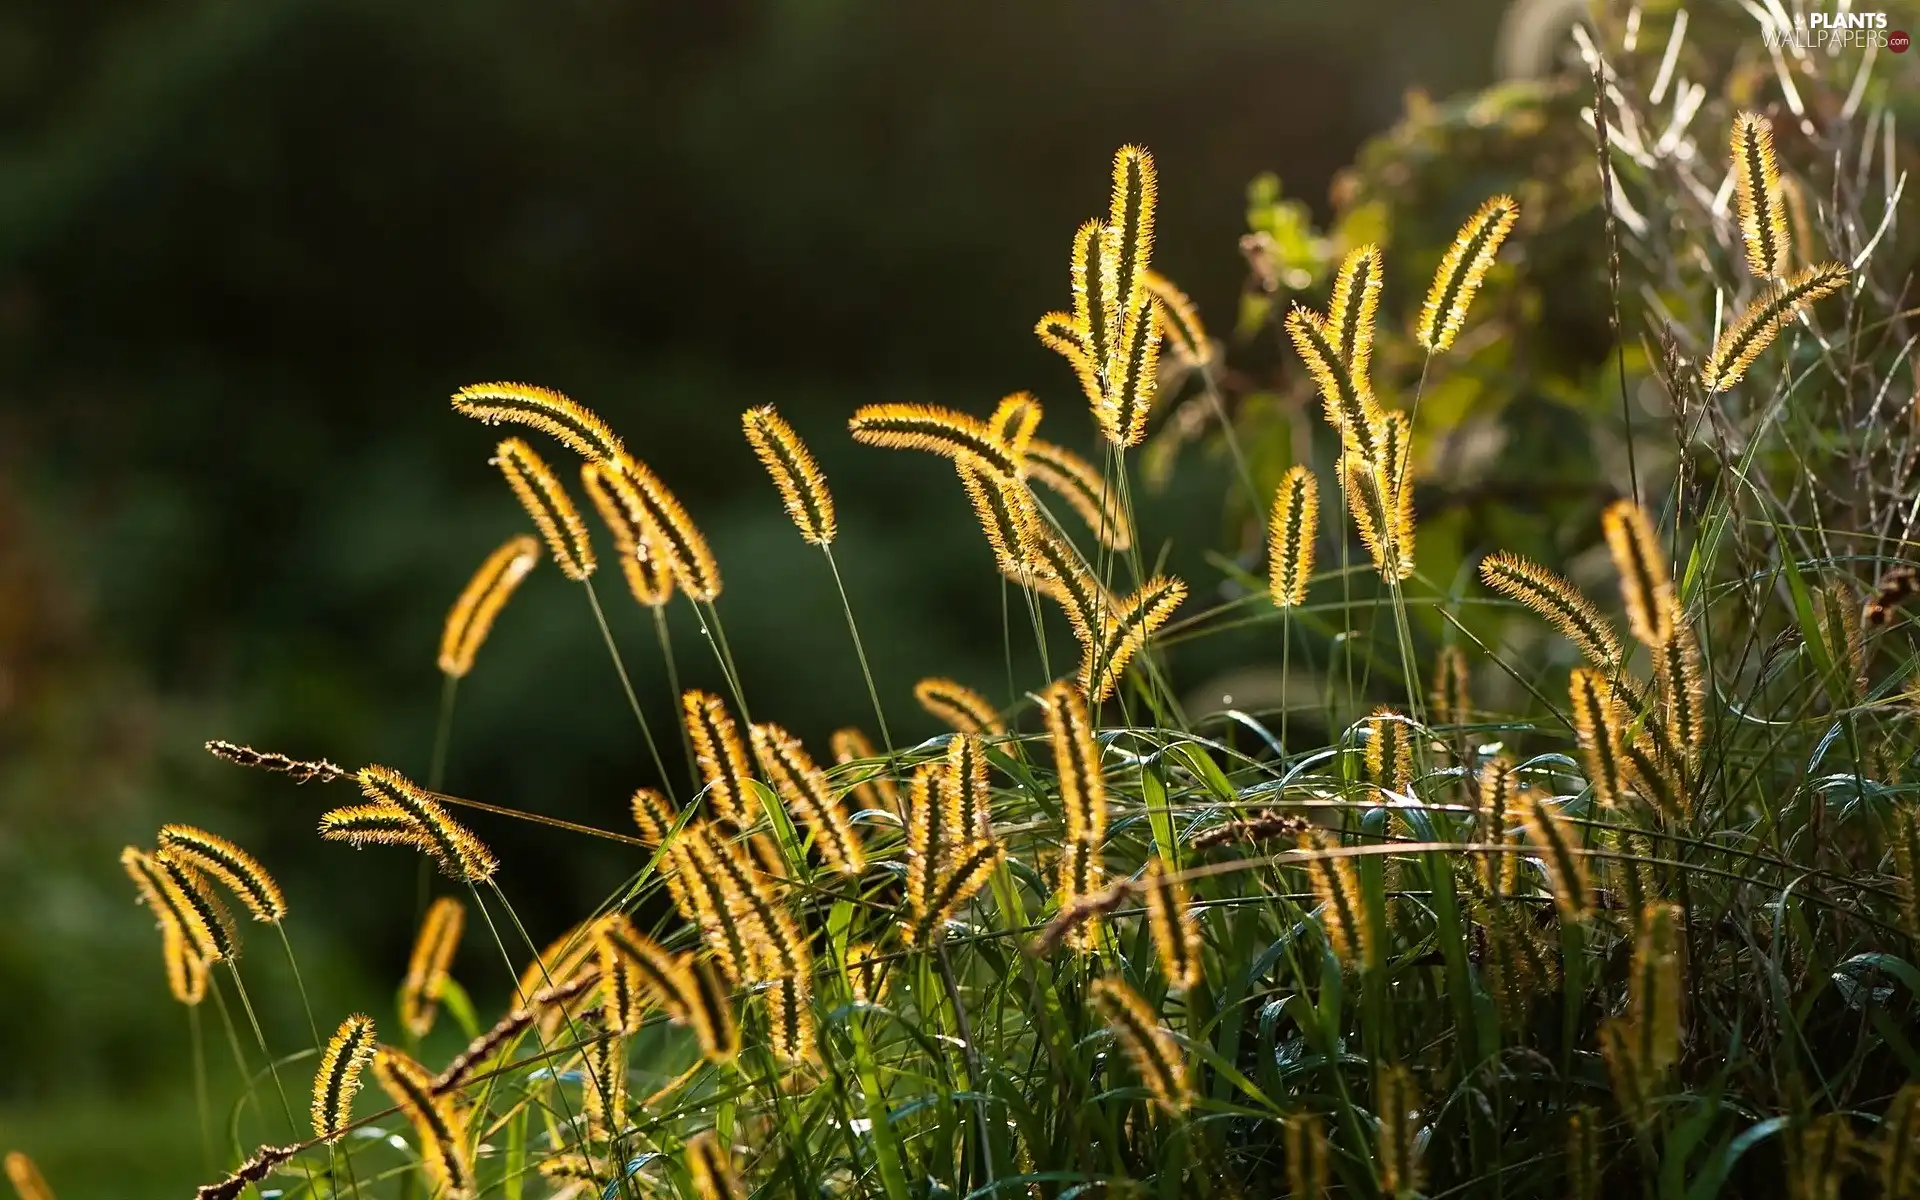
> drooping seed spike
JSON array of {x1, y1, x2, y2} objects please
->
[
  {"x1": 351, "y1": 766, "x2": 498, "y2": 882},
  {"x1": 452, "y1": 381, "x2": 626, "y2": 464},
  {"x1": 1659, "y1": 617, "x2": 1707, "y2": 769},
  {"x1": 1479, "y1": 551, "x2": 1623, "y2": 667},
  {"x1": 686, "y1": 1130, "x2": 744, "y2": 1200},
  {"x1": 4, "y1": 1153, "x2": 54, "y2": 1200},
  {"x1": 673, "y1": 953, "x2": 741, "y2": 1066},
  {"x1": 1145, "y1": 270, "x2": 1210, "y2": 367},
  {"x1": 605, "y1": 451, "x2": 723, "y2": 601},
  {"x1": 1361, "y1": 708, "x2": 1416, "y2": 796},
  {"x1": 682, "y1": 690, "x2": 760, "y2": 828},
  {"x1": 1297, "y1": 827, "x2": 1375, "y2": 969},
  {"x1": 1287, "y1": 305, "x2": 1382, "y2": 459},
  {"x1": 1416, "y1": 194, "x2": 1519, "y2": 353},
  {"x1": 372, "y1": 1047, "x2": 475, "y2": 1198},
  {"x1": 579, "y1": 463, "x2": 675, "y2": 608},
  {"x1": 1023, "y1": 437, "x2": 1132, "y2": 551},
  {"x1": 311, "y1": 1014, "x2": 376, "y2": 1143},
  {"x1": 1072, "y1": 220, "x2": 1117, "y2": 390},
  {"x1": 848, "y1": 403, "x2": 1024, "y2": 479},
  {"x1": 1035, "y1": 310, "x2": 1104, "y2": 405},
  {"x1": 162, "y1": 923, "x2": 207, "y2": 1006},
  {"x1": 913, "y1": 677, "x2": 1004, "y2": 735},
  {"x1": 844, "y1": 940, "x2": 891, "y2": 1006},
  {"x1": 203, "y1": 740, "x2": 346, "y2": 784},
  {"x1": 1569, "y1": 667, "x2": 1629, "y2": 809},
  {"x1": 1731, "y1": 112, "x2": 1791, "y2": 278},
  {"x1": 1522, "y1": 793, "x2": 1592, "y2": 922},
  {"x1": 437, "y1": 534, "x2": 542, "y2": 676},
  {"x1": 580, "y1": 1029, "x2": 628, "y2": 1140},
  {"x1": 749, "y1": 722, "x2": 866, "y2": 875},
  {"x1": 494, "y1": 437, "x2": 595, "y2": 581},
  {"x1": 742, "y1": 405, "x2": 836, "y2": 546},
  {"x1": 157, "y1": 825, "x2": 287, "y2": 923},
  {"x1": 1267, "y1": 465, "x2": 1319, "y2": 609},
  {"x1": 906, "y1": 839, "x2": 1003, "y2": 948},
  {"x1": 830, "y1": 727, "x2": 901, "y2": 819},
  {"x1": 146, "y1": 852, "x2": 238, "y2": 964},
  {"x1": 1082, "y1": 575, "x2": 1187, "y2": 703},
  {"x1": 942, "y1": 733, "x2": 994, "y2": 847},
  {"x1": 765, "y1": 975, "x2": 817, "y2": 1067},
  {"x1": 1089, "y1": 977, "x2": 1191, "y2": 1114},
  {"x1": 629, "y1": 787, "x2": 681, "y2": 847},
  {"x1": 1043, "y1": 681, "x2": 1109, "y2": 844},
  {"x1": 987, "y1": 392, "x2": 1044, "y2": 462},
  {"x1": 400, "y1": 897, "x2": 464, "y2": 1040},
  {"x1": 1601, "y1": 500, "x2": 1673, "y2": 648},
  {"x1": 1701, "y1": 262, "x2": 1850, "y2": 393},
  {"x1": 1143, "y1": 856, "x2": 1201, "y2": 991},
  {"x1": 959, "y1": 461, "x2": 1045, "y2": 586}
]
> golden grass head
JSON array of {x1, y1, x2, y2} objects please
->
[
  {"x1": 157, "y1": 824, "x2": 286, "y2": 923},
  {"x1": 1731, "y1": 112, "x2": 1790, "y2": 278},
  {"x1": 1521, "y1": 793, "x2": 1592, "y2": 923},
  {"x1": 341, "y1": 765, "x2": 498, "y2": 883},
  {"x1": 1475, "y1": 756, "x2": 1518, "y2": 899},
  {"x1": 742, "y1": 404, "x2": 836, "y2": 546},
  {"x1": 1089, "y1": 976, "x2": 1191, "y2": 1115},
  {"x1": 1339, "y1": 449, "x2": 1413, "y2": 582},
  {"x1": 1629, "y1": 902, "x2": 1683, "y2": 1078},
  {"x1": 579, "y1": 463, "x2": 674, "y2": 608},
  {"x1": 162, "y1": 923, "x2": 207, "y2": 1007},
  {"x1": 1326, "y1": 243, "x2": 1383, "y2": 378},
  {"x1": 1701, "y1": 261, "x2": 1849, "y2": 393},
  {"x1": 1081, "y1": 575, "x2": 1187, "y2": 703},
  {"x1": 1361, "y1": 707, "x2": 1416, "y2": 795},
  {"x1": 674, "y1": 953, "x2": 741, "y2": 1066},
  {"x1": 1601, "y1": 500, "x2": 1673, "y2": 648},
  {"x1": 830, "y1": 727, "x2": 900, "y2": 819},
  {"x1": 401, "y1": 896, "x2": 465, "y2": 1040},
  {"x1": 493, "y1": 437, "x2": 596, "y2": 582},
  {"x1": 629, "y1": 786, "x2": 680, "y2": 847},
  {"x1": 607, "y1": 452, "x2": 723, "y2": 601},
  {"x1": 682, "y1": 689, "x2": 760, "y2": 828},
  {"x1": 906, "y1": 834, "x2": 1004, "y2": 948},
  {"x1": 1374, "y1": 1063, "x2": 1426, "y2": 1197},
  {"x1": 913, "y1": 676, "x2": 1004, "y2": 735},
  {"x1": 686, "y1": 1130, "x2": 745, "y2": 1200},
  {"x1": 437, "y1": 534, "x2": 541, "y2": 677},
  {"x1": 1024, "y1": 437, "x2": 1132, "y2": 552},
  {"x1": 959, "y1": 460, "x2": 1044, "y2": 587},
  {"x1": 750, "y1": 721, "x2": 866, "y2": 876},
  {"x1": 1416, "y1": 193, "x2": 1519, "y2": 353},
  {"x1": 987, "y1": 392, "x2": 1044, "y2": 461},
  {"x1": 452, "y1": 381, "x2": 626, "y2": 464},
  {"x1": 371, "y1": 1046, "x2": 474, "y2": 1199},
  {"x1": 1145, "y1": 270, "x2": 1210, "y2": 368},
  {"x1": 1042, "y1": 680, "x2": 1108, "y2": 844},
  {"x1": 4, "y1": 1152, "x2": 53, "y2": 1200},
  {"x1": 132, "y1": 847, "x2": 237, "y2": 965},
  {"x1": 1096, "y1": 292, "x2": 1162, "y2": 449},
  {"x1": 843, "y1": 940, "x2": 891, "y2": 1006},
  {"x1": 1297, "y1": 827, "x2": 1375, "y2": 970},
  {"x1": 765, "y1": 975, "x2": 818, "y2": 1068},
  {"x1": 943, "y1": 732, "x2": 994, "y2": 847},
  {"x1": 1143, "y1": 856, "x2": 1202, "y2": 991},
  {"x1": 1267, "y1": 465, "x2": 1318, "y2": 610},
  {"x1": 1431, "y1": 644, "x2": 1472, "y2": 731},
  {"x1": 580, "y1": 1027, "x2": 629, "y2": 1140},
  {"x1": 1568, "y1": 666, "x2": 1628, "y2": 809},
  {"x1": 849, "y1": 403, "x2": 1023, "y2": 479},
  {"x1": 311, "y1": 1013, "x2": 376, "y2": 1143},
  {"x1": 1286, "y1": 304, "x2": 1381, "y2": 457},
  {"x1": 1107, "y1": 144, "x2": 1158, "y2": 323},
  {"x1": 1478, "y1": 551, "x2": 1622, "y2": 668}
]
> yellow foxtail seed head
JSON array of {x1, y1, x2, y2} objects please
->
[
  {"x1": 913, "y1": 677, "x2": 1004, "y2": 735},
  {"x1": 848, "y1": 403, "x2": 1023, "y2": 479},
  {"x1": 1082, "y1": 574, "x2": 1187, "y2": 703},
  {"x1": 1284, "y1": 1114, "x2": 1330, "y2": 1199},
  {"x1": 157, "y1": 824, "x2": 286, "y2": 923},
  {"x1": 1477, "y1": 756, "x2": 1517, "y2": 899},
  {"x1": 907, "y1": 834, "x2": 1003, "y2": 950},
  {"x1": 1097, "y1": 294, "x2": 1162, "y2": 449},
  {"x1": 493, "y1": 437, "x2": 595, "y2": 582},
  {"x1": 844, "y1": 940, "x2": 891, "y2": 1006},
  {"x1": 987, "y1": 392, "x2": 1043, "y2": 462},
  {"x1": 1522, "y1": 793, "x2": 1592, "y2": 922},
  {"x1": 579, "y1": 463, "x2": 674, "y2": 608},
  {"x1": 1569, "y1": 667, "x2": 1628, "y2": 809},
  {"x1": 1089, "y1": 977, "x2": 1191, "y2": 1114},
  {"x1": 766, "y1": 975, "x2": 817, "y2": 1067},
  {"x1": 1106, "y1": 145, "x2": 1158, "y2": 332},
  {"x1": 451, "y1": 380, "x2": 626, "y2": 464},
  {"x1": 1701, "y1": 262, "x2": 1849, "y2": 393},
  {"x1": 1601, "y1": 500, "x2": 1673, "y2": 648},
  {"x1": 581, "y1": 1029, "x2": 628, "y2": 1139},
  {"x1": 1024, "y1": 438, "x2": 1132, "y2": 551},
  {"x1": 830, "y1": 727, "x2": 900, "y2": 819},
  {"x1": 4, "y1": 1153, "x2": 54, "y2": 1200},
  {"x1": 681, "y1": 690, "x2": 759, "y2": 828},
  {"x1": 1036, "y1": 308, "x2": 1103, "y2": 405},
  {"x1": 1362, "y1": 708, "x2": 1415, "y2": 795},
  {"x1": 629, "y1": 787, "x2": 680, "y2": 847},
  {"x1": 1287, "y1": 305, "x2": 1382, "y2": 458},
  {"x1": 958, "y1": 460, "x2": 1045, "y2": 586},
  {"x1": 146, "y1": 852, "x2": 237, "y2": 964},
  {"x1": 311, "y1": 1013, "x2": 376, "y2": 1143},
  {"x1": 162, "y1": 923, "x2": 207, "y2": 1006},
  {"x1": 1375, "y1": 1064, "x2": 1426, "y2": 1197},
  {"x1": 400, "y1": 896, "x2": 465, "y2": 1040},
  {"x1": 1298, "y1": 827, "x2": 1374, "y2": 969},
  {"x1": 1042, "y1": 681, "x2": 1108, "y2": 844},
  {"x1": 749, "y1": 722, "x2": 865, "y2": 876},
  {"x1": 1731, "y1": 112, "x2": 1790, "y2": 278},
  {"x1": 1071, "y1": 220, "x2": 1117, "y2": 389},
  {"x1": 686, "y1": 1129, "x2": 745, "y2": 1200},
  {"x1": 371, "y1": 1048, "x2": 474, "y2": 1199},
  {"x1": 1145, "y1": 269, "x2": 1210, "y2": 368},
  {"x1": 1267, "y1": 465, "x2": 1318, "y2": 609},
  {"x1": 1629, "y1": 903, "x2": 1683, "y2": 1078},
  {"x1": 350, "y1": 765, "x2": 498, "y2": 883},
  {"x1": 742, "y1": 404, "x2": 836, "y2": 546},
  {"x1": 1431, "y1": 645, "x2": 1472, "y2": 731},
  {"x1": 1326, "y1": 243, "x2": 1384, "y2": 379},
  {"x1": 1416, "y1": 194, "x2": 1519, "y2": 353},
  {"x1": 674, "y1": 953, "x2": 741, "y2": 1066},
  {"x1": 1339, "y1": 451, "x2": 1405, "y2": 581},
  {"x1": 1659, "y1": 618, "x2": 1706, "y2": 766},
  {"x1": 1479, "y1": 551, "x2": 1623, "y2": 667},
  {"x1": 1144, "y1": 856, "x2": 1201, "y2": 991},
  {"x1": 605, "y1": 451, "x2": 721, "y2": 600},
  {"x1": 942, "y1": 732, "x2": 993, "y2": 847},
  {"x1": 437, "y1": 534, "x2": 541, "y2": 676}
]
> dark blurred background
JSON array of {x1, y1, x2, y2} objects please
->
[{"x1": 0, "y1": 0, "x2": 1518, "y2": 1191}]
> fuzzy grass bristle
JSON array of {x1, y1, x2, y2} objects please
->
[
  {"x1": 1522, "y1": 793, "x2": 1592, "y2": 922},
  {"x1": 156, "y1": 824, "x2": 286, "y2": 923},
  {"x1": 1284, "y1": 1114, "x2": 1330, "y2": 1198},
  {"x1": 1145, "y1": 270, "x2": 1209, "y2": 366},
  {"x1": 1569, "y1": 667, "x2": 1629, "y2": 809},
  {"x1": 1601, "y1": 500, "x2": 1673, "y2": 648},
  {"x1": 1478, "y1": 551, "x2": 1623, "y2": 667},
  {"x1": 371, "y1": 1047, "x2": 474, "y2": 1200},
  {"x1": 1089, "y1": 977, "x2": 1191, "y2": 1115},
  {"x1": 749, "y1": 722, "x2": 865, "y2": 875},
  {"x1": 848, "y1": 403, "x2": 1024, "y2": 479},
  {"x1": 1326, "y1": 243, "x2": 1383, "y2": 378},
  {"x1": 686, "y1": 1130, "x2": 744, "y2": 1200},
  {"x1": 1267, "y1": 465, "x2": 1318, "y2": 609},
  {"x1": 1081, "y1": 574, "x2": 1186, "y2": 703},
  {"x1": 1431, "y1": 645, "x2": 1472, "y2": 731},
  {"x1": 1096, "y1": 292, "x2": 1161, "y2": 449},
  {"x1": 1287, "y1": 305, "x2": 1382, "y2": 459},
  {"x1": 1415, "y1": 193, "x2": 1518, "y2": 353},
  {"x1": 494, "y1": 437, "x2": 596, "y2": 582},
  {"x1": 606, "y1": 452, "x2": 724, "y2": 601},
  {"x1": 579, "y1": 463, "x2": 675, "y2": 608},
  {"x1": 1732, "y1": 112, "x2": 1791, "y2": 278},
  {"x1": 682, "y1": 690, "x2": 760, "y2": 828},
  {"x1": 1701, "y1": 261, "x2": 1849, "y2": 393},
  {"x1": 1024, "y1": 438, "x2": 1131, "y2": 551},
  {"x1": 1043, "y1": 681, "x2": 1109, "y2": 844},
  {"x1": 451, "y1": 381, "x2": 626, "y2": 464},
  {"x1": 912, "y1": 677, "x2": 1004, "y2": 735},
  {"x1": 943, "y1": 732, "x2": 994, "y2": 847},
  {"x1": 674, "y1": 954, "x2": 741, "y2": 1065},
  {"x1": 987, "y1": 392, "x2": 1044, "y2": 461},
  {"x1": 1375, "y1": 1063, "x2": 1426, "y2": 1198},
  {"x1": 162, "y1": 923, "x2": 207, "y2": 1006},
  {"x1": 1143, "y1": 856, "x2": 1201, "y2": 991},
  {"x1": 311, "y1": 1013, "x2": 375, "y2": 1143},
  {"x1": 830, "y1": 727, "x2": 899, "y2": 818},
  {"x1": 437, "y1": 534, "x2": 542, "y2": 676},
  {"x1": 204, "y1": 740, "x2": 345, "y2": 785},
  {"x1": 343, "y1": 765, "x2": 498, "y2": 882},
  {"x1": 742, "y1": 405, "x2": 836, "y2": 546},
  {"x1": 400, "y1": 896, "x2": 464, "y2": 1039},
  {"x1": 1297, "y1": 827, "x2": 1375, "y2": 969}
]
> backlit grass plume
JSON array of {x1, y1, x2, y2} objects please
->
[
  {"x1": 451, "y1": 381, "x2": 627, "y2": 465},
  {"x1": 1287, "y1": 305, "x2": 1381, "y2": 460},
  {"x1": 988, "y1": 392, "x2": 1043, "y2": 459},
  {"x1": 742, "y1": 405, "x2": 836, "y2": 546},
  {"x1": 437, "y1": 534, "x2": 541, "y2": 676},
  {"x1": 1025, "y1": 438, "x2": 1131, "y2": 551},
  {"x1": 494, "y1": 437, "x2": 596, "y2": 582},
  {"x1": 124, "y1": 846, "x2": 236, "y2": 965},
  {"x1": 1415, "y1": 194, "x2": 1518, "y2": 353},
  {"x1": 1326, "y1": 243, "x2": 1383, "y2": 377},
  {"x1": 1522, "y1": 793, "x2": 1591, "y2": 922},
  {"x1": 1081, "y1": 575, "x2": 1187, "y2": 703},
  {"x1": 1143, "y1": 855, "x2": 1201, "y2": 990},
  {"x1": 830, "y1": 727, "x2": 899, "y2": 818},
  {"x1": 579, "y1": 463, "x2": 674, "y2": 608},
  {"x1": 372, "y1": 1047, "x2": 475, "y2": 1199},
  {"x1": 686, "y1": 1130, "x2": 744, "y2": 1200},
  {"x1": 749, "y1": 722, "x2": 865, "y2": 875},
  {"x1": 162, "y1": 924, "x2": 206, "y2": 1006},
  {"x1": 1267, "y1": 465, "x2": 1318, "y2": 609},
  {"x1": 1478, "y1": 551, "x2": 1622, "y2": 667},
  {"x1": 1298, "y1": 828, "x2": 1374, "y2": 969},
  {"x1": 311, "y1": 1013, "x2": 375, "y2": 1143},
  {"x1": 1044, "y1": 681, "x2": 1108, "y2": 845},
  {"x1": 607, "y1": 452, "x2": 723, "y2": 601},
  {"x1": 156, "y1": 824, "x2": 286, "y2": 923},
  {"x1": 4, "y1": 1153, "x2": 52, "y2": 1200},
  {"x1": 1431, "y1": 645, "x2": 1471, "y2": 730},
  {"x1": 400, "y1": 896, "x2": 464, "y2": 1039},
  {"x1": 1601, "y1": 500, "x2": 1672, "y2": 648},
  {"x1": 324, "y1": 765, "x2": 498, "y2": 882},
  {"x1": 1732, "y1": 112, "x2": 1790, "y2": 278},
  {"x1": 1375, "y1": 1063, "x2": 1425, "y2": 1198},
  {"x1": 1090, "y1": 977, "x2": 1191, "y2": 1115},
  {"x1": 682, "y1": 690, "x2": 760, "y2": 828},
  {"x1": 1701, "y1": 261, "x2": 1850, "y2": 393},
  {"x1": 1145, "y1": 270, "x2": 1210, "y2": 367},
  {"x1": 1569, "y1": 667, "x2": 1628, "y2": 809},
  {"x1": 913, "y1": 677, "x2": 1004, "y2": 735},
  {"x1": 848, "y1": 403, "x2": 1024, "y2": 478}
]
